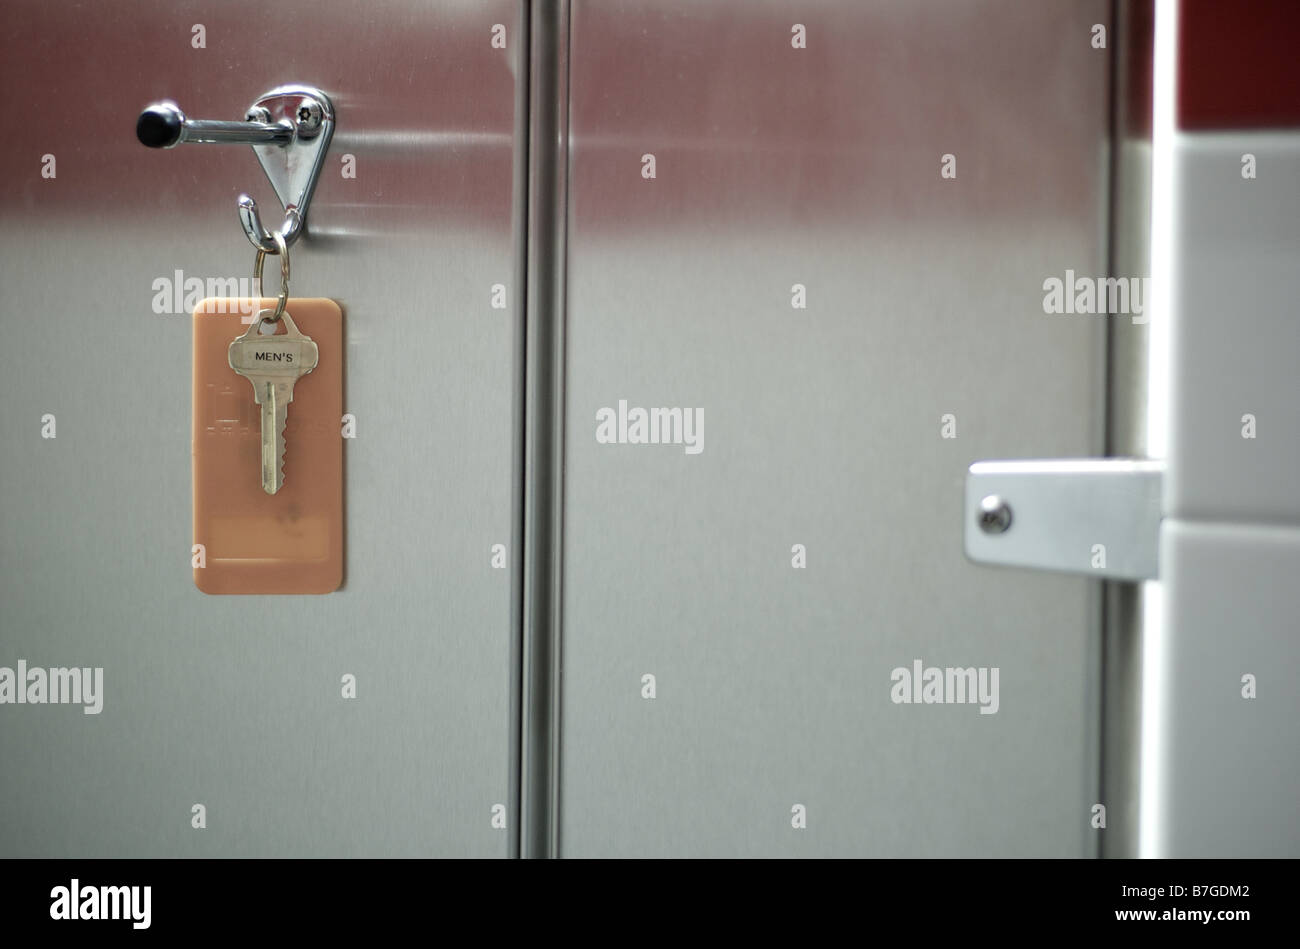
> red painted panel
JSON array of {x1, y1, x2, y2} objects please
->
[{"x1": 1179, "y1": 0, "x2": 1300, "y2": 129}]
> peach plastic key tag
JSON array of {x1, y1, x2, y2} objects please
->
[{"x1": 193, "y1": 293, "x2": 344, "y2": 595}]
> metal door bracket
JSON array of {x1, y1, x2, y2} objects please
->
[{"x1": 964, "y1": 459, "x2": 1165, "y2": 581}]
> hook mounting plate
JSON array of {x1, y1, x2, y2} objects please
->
[{"x1": 242, "y1": 85, "x2": 334, "y2": 249}]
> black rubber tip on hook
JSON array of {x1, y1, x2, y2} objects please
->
[{"x1": 136, "y1": 105, "x2": 184, "y2": 148}]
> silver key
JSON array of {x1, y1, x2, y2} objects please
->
[{"x1": 228, "y1": 309, "x2": 319, "y2": 495}]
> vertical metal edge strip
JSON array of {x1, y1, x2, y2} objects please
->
[
  {"x1": 519, "y1": 0, "x2": 570, "y2": 859},
  {"x1": 1100, "y1": 0, "x2": 1156, "y2": 860},
  {"x1": 506, "y1": 0, "x2": 530, "y2": 862}
]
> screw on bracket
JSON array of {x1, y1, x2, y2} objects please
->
[{"x1": 978, "y1": 495, "x2": 1013, "y2": 535}]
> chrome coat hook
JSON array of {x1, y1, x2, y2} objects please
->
[{"x1": 136, "y1": 85, "x2": 335, "y2": 251}]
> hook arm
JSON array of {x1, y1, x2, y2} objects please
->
[{"x1": 137, "y1": 102, "x2": 294, "y2": 149}]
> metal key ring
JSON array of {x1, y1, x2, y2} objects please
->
[{"x1": 252, "y1": 227, "x2": 291, "y2": 323}]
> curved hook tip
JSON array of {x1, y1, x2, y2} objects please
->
[
  {"x1": 238, "y1": 194, "x2": 277, "y2": 252},
  {"x1": 238, "y1": 194, "x2": 303, "y2": 252}
]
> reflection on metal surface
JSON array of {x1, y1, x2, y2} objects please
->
[
  {"x1": 331, "y1": 130, "x2": 514, "y2": 151},
  {"x1": 1140, "y1": 0, "x2": 1179, "y2": 861}
]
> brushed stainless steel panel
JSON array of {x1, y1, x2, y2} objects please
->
[
  {"x1": 0, "y1": 0, "x2": 525, "y2": 856},
  {"x1": 560, "y1": 0, "x2": 1110, "y2": 856}
]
